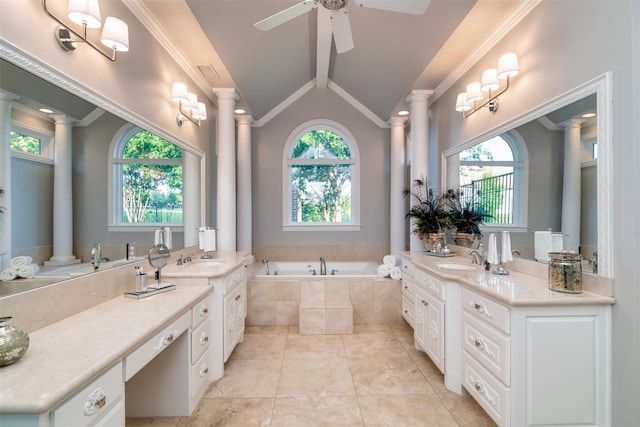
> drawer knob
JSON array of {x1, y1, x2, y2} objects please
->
[
  {"x1": 200, "y1": 305, "x2": 209, "y2": 316},
  {"x1": 475, "y1": 382, "x2": 485, "y2": 394},
  {"x1": 83, "y1": 388, "x2": 107, "y2": 416},
  {"x1": 163, "y1": 332, "x2": 175, "y2": 345},
  {"x1": 200, "y1": 333, "x2": 209, "y2": 345},
  {"x1": 474, "y1": 337, "x2": 485, "y2": 350},
  {"x1": 200, "y1": 364, "x2": 209, "y2": 377}
]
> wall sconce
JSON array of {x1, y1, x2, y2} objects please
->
[
  {"x1": 42, "y1": 0, "x2": 129, "y2": 61},
  {"x1": 455, "y1": 52, "x2": 520, "y2": 118},
  {"x1": 172, "y1": 82, "x2": 207, "y2": 126}
]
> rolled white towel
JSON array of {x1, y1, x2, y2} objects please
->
[
  {"x1": 0, "y1": 267, "x2": 18, "y2": 282},
  {"x1": 377, "y1": 264, "x2": 390, "y2": 278},
  {"x1": 390, "y1": 266, "x2": 402, "y2": 280},
  {"x1": 383, "y1": 255, "x2": 401, "y2": 268},
  {"x1": 16, "y1": 264, "x2": 39, "y2": 279},
  {"x1": 10, "y1": 256, "x2": 33, "y2": 268}
]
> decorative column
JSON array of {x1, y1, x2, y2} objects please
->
[
  {"x1": 213, "y1": 88, "x2": 239, "y2": 252},
  {"x1": 46, "y1": 115, "x2": 80, "y2": 265},
  {"x1": 389, "y1": 116, "x2": 407, "y2": 254},
  {"x1": 183, "y1": 150, "x2": 201, "y2": 248},
  {"x1": 561, "y1": 119, "x2": 583, "y2": 252},
  {"x1": 236, "y1": 115, "x2": 253, "y2": 257},
  {"x1": 0, "y1": 91, "x2": 18, "y2": 268},
  {"x1": 406, "y1": 90, "x2": 433, "y2": 251}
]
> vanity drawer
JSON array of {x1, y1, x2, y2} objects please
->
[
  {"x1": 191, "y1": 295, "x2": 211, "y2": 328},
  {"x1": 124, "y1": 311, "x2": 191, "y2": 381},
  {"x1": 191, "y1": 316, "x2": 212, "y2": 364},
  {"x1": 414, "y1": 268, "x2": 445, "y2": 300},
  {"x1": 401, "y1": 260, "x2": 416, "y2": 279},
  {"x1": 191, "y1": 347, "x2": 211, "y2": 398},
  {"x1": 463, "y1": 312, "x2": 511, "y2": 386},
  {"x1": 223, "y1": 264, "x2": 247, "y2": 295},
  {"x1": 402, "y1": 279, "x2": 414, "y2": 299},
  {"x1": 402, "y1": 294, "x2": 414, "y2": 327},
  {"x1": 462, "y1": 287, "x2": 511, "y2": 334},
  {"x1": 52, "y1": 361, "x2": 123, "y2": 427},
  {"x1": 463, "y1": 351, "x2": 509, "y2": 426}
]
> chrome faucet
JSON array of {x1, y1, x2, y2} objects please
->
[
  {"x1": 468, "y1": 244, "x2": 485, "y2": 265},
  {"x1": 319, "y1": 256, "x2": 327, "y2": 276},
  {"x1": 262, "y1": 258, "x2": 270, "y2": 275}
]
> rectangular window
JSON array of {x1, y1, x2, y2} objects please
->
[
  {"x1": 290, "y1": 164, "x2": 352, "y2": 223},
  {"x1": 10, "y1": 131, "x2": 41, "y2": 155}
]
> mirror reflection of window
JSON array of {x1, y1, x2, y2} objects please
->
[
  {"x1": 457, "y1": 134, "x2": 526, "y2": 227},
  {"x1": 112, "y1": 126, "x2": 183, "y2": 226}
]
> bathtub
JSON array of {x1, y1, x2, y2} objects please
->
[
  {"x1": 253, "y1": 261, "x2": 379, "y2": 277},
  {"x1": 247, "y1": 260, "x2": 402, "y2": 327}
]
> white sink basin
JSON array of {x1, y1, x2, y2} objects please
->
[{"x1": 436, "y1": 263, "x2": 478, "y2": 271}]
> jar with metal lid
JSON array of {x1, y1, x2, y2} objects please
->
[{"x1": 548, "y1": 251, "x2": 582, "y2": 293}]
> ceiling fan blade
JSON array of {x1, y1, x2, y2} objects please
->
[
  {"x1": 354, "y1": 0, "x2": 430, "y2": 15},
  {"x1": 254, "y1": 0, "x2": 318, "y2": 31},
  {"x1": 331, "y1": 9, "x2": 354, "y2": 53}
]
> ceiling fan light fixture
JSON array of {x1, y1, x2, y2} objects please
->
[{"x1": 320, "y1": 0, "x2": 348, "y2": 10}]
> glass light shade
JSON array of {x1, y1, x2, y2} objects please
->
[
  {"x1": 192, "y1": 102, "x2": 207, "y2": 120},
  {"x1": 100, "y1": 17, "x2": 129, "y2": 52},
  {"x1": 497, "y1": 52, "x2": 519, "y2": 79},
  {"x1": 67, "y1": 0, "x2": 102, "y2": 28},
  {"x1": 184, "y1": 93, "x2": 199, "y2": 112},
  {"x1": 455, "y1": 93, "x2": 471, "y2": 112},
  {"x1": 465, "y1": 82, "x2": 483, "y2": 103},
  {"x1": 172, "y1": 82, "x2": 189, "y2": 103},
  {"x1": 481, "y1": 68, "x2": 500, "y2": 92}
]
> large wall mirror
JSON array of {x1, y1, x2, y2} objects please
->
[
  {"x1": 0, "y1": 52, "x2": 205, "y2": 297},
  {"x1": 443, "y1": 74, "x2": 612, "y2": 278}
]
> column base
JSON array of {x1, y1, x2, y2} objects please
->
[{"x1": 45, "y1": 256, "x2": 81, "y2": 266}]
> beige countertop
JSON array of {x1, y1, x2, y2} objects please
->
[
  {"x1": 402, "y1": 251, "x2": 615, "y2": 307},
  {"x1": 0, "y1": 284, "x2": 211, "y2": 414},
  {"x1": 162, "y1": 251, "x2": 248, "y2": 278}
]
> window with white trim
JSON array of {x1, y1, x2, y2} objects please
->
[
  {"x1": 10, "y1": 124, "x2": 54, "y2": 162},
  {"x1": 283, "y1": 120, "x2": 360, "y2": 231},
  {"x1": 110, "y1": 126, "x2": 183, "y2": 227},
  {"x1": 457, "y1": 132, "x2": 527, "y2": 227}
]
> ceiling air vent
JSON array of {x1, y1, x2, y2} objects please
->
[{"x1": 196, "y1": 64, "x2": 221, "y2": 84}]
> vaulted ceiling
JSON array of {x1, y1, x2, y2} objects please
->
[{"x1": 132, "y1": 0, "x2": 530, "y2": 125}]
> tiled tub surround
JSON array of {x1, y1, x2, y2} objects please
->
[{"x1": 248, "y1": 263, "x2": 402, "y2": 327}]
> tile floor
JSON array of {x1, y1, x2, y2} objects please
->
[{"x1": 127, "y1": 323, "x2": 496, "y2": 426}]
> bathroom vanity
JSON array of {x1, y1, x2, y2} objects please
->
[
  {"x1": 0, "y1": 251, "x2": 248, "y2": 426},
  {"x1": 401, "y1": 251, "x2": 614, "y2": 427}
]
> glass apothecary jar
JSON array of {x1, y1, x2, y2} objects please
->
[{"x1": 548, "y1": 251, "x2": 582, "y2": 293}]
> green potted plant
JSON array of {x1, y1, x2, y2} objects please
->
[
  {"x1": 403, "y1": 179, "x2": 448, "y2": 250},
  {"x1": 443, "y1": 188, "x2": 492, "y2": 247}
]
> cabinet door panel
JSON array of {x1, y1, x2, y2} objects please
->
[{"x1": 425, "y1": 296, "x2": 445, "y2": 373}]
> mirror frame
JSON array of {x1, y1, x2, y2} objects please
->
[
  {"x1": 442, "y1": 72, "x2": 612, "y2": 278},
  {"x1": 0, "y1": 41, "x2": 207, "y2": 287}
]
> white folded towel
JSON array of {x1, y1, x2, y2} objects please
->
[
  {"x1": 10, "y1": 256, "x2": 32, "y2": 268},
  {"x1": 377, "y1": 264, "x2": 390, "y2": 278},
  {"x1": 390, "y1": 266, "x2": 402, "y2": 280},
  {"x1": 502, "y1": 231, "x2": 513, "y2": 262},
  {"x1": 487, "y1": 233, "x2": 499, "y2": 265},
  {"x1": 16, "y1": 264, "x2": 39, "y2": 279},
  {"x1": 0, "y1": 267, "x2": 17, "y2": 281},
  {"x1": 383, "y1": 255, "x2": 401, "y2": 268},
  {"x1": 203, "y1": 229, "x2": 216, "y2": 252}
]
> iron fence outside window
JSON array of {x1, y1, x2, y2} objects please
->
[{"x1": 460, "y1": 172, "x2": 514, "y2": 224}]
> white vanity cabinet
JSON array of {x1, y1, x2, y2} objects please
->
[
  {"x1": 400, "y1": 259, "x2": 416, "y2": 327},
  {"x1": 221, "y1": 263, "x2": 247, "y2": 362},
  {"x1": 461, "y1": 286, "x2": 612, "y2": 427},
  {"x1": 412, "y1": 266, "x2": 446, "y2": 373}
]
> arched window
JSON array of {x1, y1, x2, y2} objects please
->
[
  {"x1": 457, "y1": 132, "x2": 527, "y2": 227},
  {"x1": 109, "y1": 126, "x2": 183, "y2": 227},
  {"x1": 283, "y1": 120, "x2": 360, "y2": 231}
]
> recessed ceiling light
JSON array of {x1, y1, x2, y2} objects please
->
[
  {"x1": 582, "y1": 112, "x2": 596, "y2": 118},
  {"x1": 398, "y1": 110, "x2": 409, "y2": 116},
  {"x1": 234, "y1": 108, "x2": 246, "y2": 114},
  {"x1": 39, "y1": 108, "x2": 54, "y2": 114}
]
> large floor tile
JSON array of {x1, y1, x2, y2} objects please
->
[
  {"x1": 230, "y1": 333, "x2": 287, "y2": 360},
  {"x1": 176, "y1": 398, "x2": 274, "y2": 427},
  {"x1": 205, "y1": 358, "x2": 282, "y2": 398},
  {"x1": 349, "y1": 355, "x2": 435, "y2": 396},
  {"x1": 271, "y1": 396, "x2": 363, "y2": 426},
  {"x1": 342, "y1": 332, "x2": 408, "y2": 358},
  {"x1": 438, "y1": 391, "x2": 498, "y2": 427},
  {"x1": 126, "y1": 417, "x2": 181, "y2": 427},
  {"x1": 284, "y1": 334, "x2": 346, "y2": 359},
  {"x1": 276, "y1": 357, "x2": 356, "y2": 397},
  {"x1": 357, "y1": 394, "x2": 459, "y2": 426}
]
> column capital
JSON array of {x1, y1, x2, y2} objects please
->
[
  {"x1": 51, "y1": 114, "x2": 75, "y2": 125},
  {"x1": 388, "y1": 116, "x2": 408, "y2": 127},
  {"x1": 236, "y1": 115, "x2": 254, "y2": 126},
  {"x1": 212, "y1": 88, "x2": 239, "y2": 102},
  {"x1": 405, "y1": 90, "x2": 434, "y2": 104},
  {"x1": 0, "y1": 89, "x2": 19, "y2": 102},
  {"x1": 562, "y1": 118, "x2": 584, "y2": 129}
]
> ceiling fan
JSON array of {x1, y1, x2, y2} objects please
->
[{"x1": 254, "y1": 0, "x2": 431, "y2": 54}]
